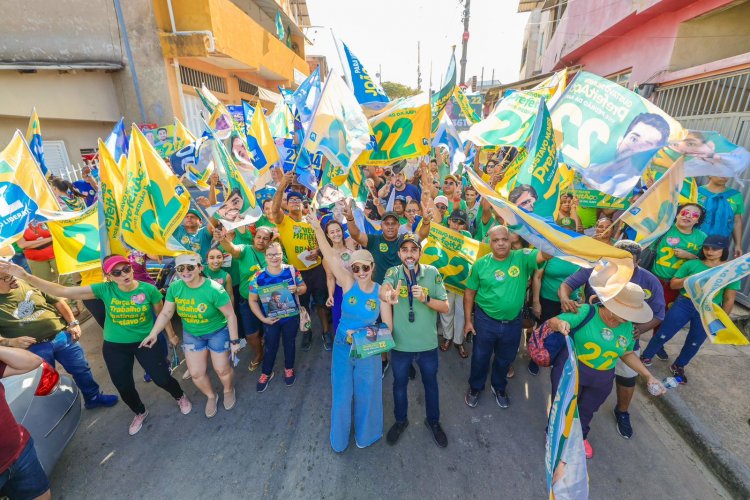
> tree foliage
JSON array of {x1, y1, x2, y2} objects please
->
[{"x1": 381, "y1": 81, "x2": 420, "y2": 99}]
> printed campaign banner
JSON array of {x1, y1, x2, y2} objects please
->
[
  {"x1": 350, "y1": 323, "x2": 395, "y2": 359},
  {"x1": 258, "y1": 282, "x2": 298, "y2": 319},
  {"x1": 666, "y1": 130, "x2": 750, "y2": 179},
  {"x1": 462, "y1": 90, "x2": 542, "y2": 148},
  {"x1": 419, "y1": 223, "x2": 489, "y2": 295},
  {"x1": 341, "y1": 42, "x2": 390, "y2": 107},
  {"x1": 97, "y1": 139, "x2": 129, "y2": 256},
  {"x1": 140, "y1": 124, "x2": 177, "y2": 159},
  {"x1": 431, "y1": 54, "x2": 457, "y2": 133}
]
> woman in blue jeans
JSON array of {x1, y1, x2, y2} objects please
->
[
  {"x1": 310, "y1": 215, "x2": 393, "y2": 452},
  {"x1": 641, "y1": 235, "x2": 739, "y2": 383}
]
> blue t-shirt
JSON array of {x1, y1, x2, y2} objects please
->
[
  {"x1": 385, "y1": 184, "x2": 421, "y2": 203},
  {"x1": 73, "y1": 180, "x2": 97, "y2": 206},
  {"x1": 248, "y1": 265, "x2": 304, "y2": 322}
]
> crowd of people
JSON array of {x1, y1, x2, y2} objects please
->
[{"x1": 0, "y1": 148, "x2": 745, "y2": 499}]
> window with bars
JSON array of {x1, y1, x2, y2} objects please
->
[
  {"x1": 237, "y1": 77, "x2": 259, "y2": 96},
  {"x1": 655, "y1": 69, "x2": 750, "y2": 118},
  {"x1": 179, "y1": 66, "x2": 227, "y2": 94}
]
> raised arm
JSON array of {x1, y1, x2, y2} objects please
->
[
  {"x1": 307, "y1": 215, "x2": 354, "y2": 290},
  {"x1": 343, "y1": 199, "x2": 368, "y2": 247},
  {"x1": 416, "y1": 198, "x2": 433, "y2": 241},
  {"x1": 0, "y1": 261, "x2": 95, "y2": 301},
  {"x1": 270, "y1": 172, "x2": 294, "y2": 224}
]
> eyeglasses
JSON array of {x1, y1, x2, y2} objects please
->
[
  {"x1": 266, "y1": 253, "x2": 283, "y2": 258},
  {"x1": 436, "y1": 204, "x2": 448, "y2": 210},
  {"x1": 450, "y1": 219, "x2": 466, "y2": 225},
  {"x1": 351, "y1": 264, "x2": 371, "y2": 273},
  {"x1": 405, "y1": 209, "x2": 418, "y2": 214},
  {"x1": 176, "y1": 264, "x2": 196, "y2": 273},
  {"x1": 444, "y1": 181, "x2": 456, "y2": 186},
  {"x1": 109, "y1": 265, "x2": 133, "y2": 277},
  {"x1": 680, "y1": 209, "x2": 701, "y2": 219}
]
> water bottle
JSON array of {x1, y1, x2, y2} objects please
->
[{"x1": 663, "y1": 376, "x2": 681, "y2": 389}]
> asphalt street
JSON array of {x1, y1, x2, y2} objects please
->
[{"x1": 49, "y1": 317, "x2": 729, "y2": 499}]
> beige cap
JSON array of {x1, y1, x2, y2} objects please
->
[
  {"x1": 601, "y1": 282, "x2": 653, "y2": 324},
  {"x1": 175, "y1": 253, "x2": 201, "y2": 267},
  {"x1": 350, "y1": 249, "x2": 374, "y2": 265}
]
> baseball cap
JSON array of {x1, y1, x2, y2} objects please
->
[
  {"x1": 350, "y1": 249, "x2": 375, "y2": 265},
  {"x1": 175, "y1": 253, "x2": 202, "y2": 267},
  {"x1": 186, "y1": 208, "x2": 202, "y2": 219},
  {"x1": 382, "y1": 211, "x2": 399, "y2": 222},
  {"x1": 449, "y1": 209, "x2": 468, "y2": 225},
  {"x1": 397, "y1": 233, "x2": 421, "y2": 249},
  {"x1": 703, "y1": 235, "x2": 729, "y2": 249},
  {"x1": 434, "y1": 195, "x2": 449, "y2": 207},
  {"x1": 444, "y1": 174, "x2": 460, "y2": 184},
  {"x1": 103, "y1": 255, "x2": 129, "y2": 274},
  {"x1": 287, "y1": 191, "x2": 304, "y2": 202}
]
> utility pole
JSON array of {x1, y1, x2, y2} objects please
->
[
  {"x1": 459, "y1": 0, "x2": 471, "y2": 85},
  {"x1": 417, "y1": 41, "x2": 422, "y2": 91}
]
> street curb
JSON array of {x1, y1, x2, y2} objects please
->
[{"x1": 638, "y1": 379, "x2": 750, "y2": 499}]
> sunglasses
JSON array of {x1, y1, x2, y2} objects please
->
[
  {"x1": 436, "y1": 204, "x2": 448, "y2": 210},
  {"x1": 450, "y1": 218, "x2": 466, "y2": 225},
  {"x1": 176, "y1": 264, "x2": 196, "y2": 273},
  {"x1": 351, "y1": 264, "x2": 372, "y2": 273},
  {"x1": 109, "y1": 265, "x2": 133, "y2": 277},
  {"x1": 680, "y1": 209, "x2": 701, "y2": 219}
]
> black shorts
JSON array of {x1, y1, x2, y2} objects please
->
[{"x1": 299, "y1": 265, "x2": 328, "y2": 309}]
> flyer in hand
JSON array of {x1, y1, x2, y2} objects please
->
[
  {"x1": 258, "y1": 282, "x2": 298, "y2": 319},
  {"x1": 350, "y1": 323, "x2": 395, "y2": 359}
]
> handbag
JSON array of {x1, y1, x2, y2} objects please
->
[
  {"x1": 638, "y1": 233, "x2": 665, "y2": 271},
  {"x1": 528, "y1": 305, "x2": 597, "y2": 367},
  {"x1": 350, "y1": 323, "x2": 395, "y2": 359},
  {"x1": 291, "y1": 266, "x2": 311, "y2": 333}
]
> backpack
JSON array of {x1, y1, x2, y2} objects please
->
[
  {"x1": 700, "y1": 189, "x2": 738, "y2": 239},
  {"x1": 528, "y1": 305, "x2": 597, "y2": 367}
]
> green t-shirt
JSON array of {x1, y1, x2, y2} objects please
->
[
  {"x1": 255, "y1": 215, "x2": 276, "y2": 229},
  {"x1": 204, "y1": 268, "x2": 230, "y2": 288},
  {"x1": 165, "y1": 278, "x2": 230, "y2": 336},
  {"x1": 383, "y1": 264, "x2": 448, "y2": 352},
  {"x1": 541, "y1": 258, "x2": 581, "y2": 302},
  {"x1": 651, "y1": 225, "x2": 707, "y2": 280},
  {"x1": 226, "y1": 229, "x2": 254, "y2": 284},
  {"x1": 91, "y1": 281, "x2": 163, "y2": 343},
  {"x1": 675, "y1": 259, "x2": 741, "y2": 305},
  {"x1": 557, "y1": 304, "x2": 635, "y2": 371},
  {"x1": 236, "y1": 244, "x2": 267, "y2": 299},
  {"x1": 577, "y1": 207, "x2": 597, "y2": 229},
  {"x1": 0, "y1": 281, "x2": 64, "y2": 341},
  {"x1": 466, "y1": 249, "x2": 540, "y2": 320},
  {"x1": 366, "y1": 234, "x2": 401, "y2": 284},
  {"x1": 473, "y1": 204, "x2": 497, "y2": 243},
  {"x1": 173, "y1": 226, "x2": 214, "y2": 262}
]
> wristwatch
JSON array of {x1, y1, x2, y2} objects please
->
[
  {"x1": 67, "y1": 320, "x2": 80, "y2": 328},
  {"x1": 425, "y1": 295, "x2": 431, "y2": 304},
  {"x1": 230, "y1": 339, "x2": 242, "y2": 345}
]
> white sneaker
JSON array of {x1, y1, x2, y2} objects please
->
[
  {"x1": 177, "y1": 395, "x2": 192, "y2": 415},
  {"x1": 129, "y1": 411, "x2": 148, "y2": 435}
]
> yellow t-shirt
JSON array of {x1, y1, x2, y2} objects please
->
[{"x1": 277, "y1": 215, "x2": 321, "y2": 271}]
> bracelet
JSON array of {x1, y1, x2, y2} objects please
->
[
  {"x1": 230, "y1": 339, "x2": 241, "y2": 345},
  {"x1": 67, "y1": 320, "x2": 80, "y2": 328}
]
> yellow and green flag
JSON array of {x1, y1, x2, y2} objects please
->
[
  {"x1": 97, "y1": 138, "x2": 128, "y2": 255},
  {"x1": 173, "y1": 119, "x2": 196, "y2": 152},
  {"x1": 453, "y1": 86, "x2": 481, "y2": 124},
  {"x1": 47, "y1": 204, "x2": 101, "y2": 274},
  {"x1": 25, "y1": 108, "x2": 49, "y2": 177},
  {"x1": 420, "y1": 223, "x2": 489, "y2": 295}
]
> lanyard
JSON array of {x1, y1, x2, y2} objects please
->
[{"x1": 401, "y1": 265, "x2": 416, "y2": 323}]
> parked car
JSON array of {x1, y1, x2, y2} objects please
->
[{"x1": 4, "y1": 362, "x2": 81, "y2": 473}]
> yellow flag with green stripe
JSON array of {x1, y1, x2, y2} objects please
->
[
  {"x1": 97, "y1": 139, "x2": 128, "y2": 255},
  {"x1": 47, "y1": 204, "x2": 101, "y2": 274}
]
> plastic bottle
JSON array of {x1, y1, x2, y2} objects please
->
[{"x1": 662, "y1": 376, "x2": 682, "y2": 389}]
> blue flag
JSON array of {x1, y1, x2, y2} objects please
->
[
  {"x1": 290, "y1": 68, "x2": 321, "y2": 131},
  {"x1": 341, "y1": 42, "x2": 390, "y2": 107},
  {"x1": 104, "y1": 118, "x2": 130, "y2": 162}
]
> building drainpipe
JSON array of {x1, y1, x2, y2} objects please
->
[{"x1": 113, "y1": 0, "x2": 147, "y2": 123}]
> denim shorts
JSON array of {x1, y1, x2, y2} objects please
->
[
  {"x1": 0, "y1": 437, "x2": 50, "y2": 500},
  {"x1": 182, "y1": 326, "x2": 230, "y2": 353}
]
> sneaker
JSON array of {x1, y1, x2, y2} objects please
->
[
  {"x1": 301, "y1": 332, "x2": 312, "y2": 351},
  {"x1": 655, "y1": 348, "x2": 669, "y2": 361},
  {"x1": 177, "y1": 395, "x2": 192, "y2": 415},
  {"x1": 381, "y1": 360, "x2": 390, "y2": 379},
  {"x1": 640, "y1": 355, "x2": 653, "y2": 367},
  {"x1": 85, "y1": 392, "x2": 119, "y2": 409},
  {"x1": 507, "y1": 366, "x2": 515, "y2": 379},
  {"x1": 491, "y1": 386, "x2": 510, "y2": 408},
  {"x1": 143, "y1": 373, "x2": 152, "y2": 383},
  {"x1": 670, "y1": 364, "x2": 687, "y2": 384},
  {"x1": 205, "y1": 396, "x2": 218, "y2": 418},
  {"x1": 284, "y1": 368, "x2": 296, "y2": 386},
  {"x1": 408, "y1": 364, "x2": 417, "y2": 380},
  {"x1": 128, "y1": 411, "x2": 148, "y2": 436},
  {"x1": 584, "y1": 439, "x2": 594, "y2": 459},
  {"x1": 425, "y1": 419, "x2": 448, "y2": 448},
  {"x1": 613, "y1": 407, "x2": 633, "y2": 439},
  {"x1": 464, "y1": 388, "x2": 480, "y2": 408},
  {"x1": 386, "y1": 420, "x2": 409, "y2": 445},
  {"x1": 223, "y1": 389, "x2": 236, "y2": 410},
  {"x1": 322, "y1": 332, "x2": 333, "y2": 351},
  {"x1": 528, "y1": 361, "x2": 540, "y2": 376},
  {"x1": 257, "y1": 371, "x2": 274, "y2": 392}
]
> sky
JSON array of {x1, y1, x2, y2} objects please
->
[{"x1": 304, "y1": 0, "x2": 530, "y2": 90}]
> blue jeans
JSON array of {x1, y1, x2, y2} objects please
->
[
  {"x1": 10, "y1": 253, "x2": 31, "y2": 274},
  {"x1": 182, "y1": 326, "x2": 230, "y2": 354},
  {"x1": 262, "y1": 317, "x2": 298, "y2": 375},
  {"x1": 391, "y1": 348, "x2": 440, "y2": 423},
  {"x1": 469, "y1": 307, "x2": 522, "y2": 393},
  {"x1": 238, "y1": 298, "x2": 262, "y2": 336},
  {"x1": 330, "y1": 337, "x2": 383, "y2": 452},
  {"x1": 642, "y1": 295, "x2": 706, "y2": 367},
  {"x1": 0, "y1": 437, "x2": 49, "y2": 500},
  {"x1": 28, "y1": 331, "x2": 101, "y2": 402}
]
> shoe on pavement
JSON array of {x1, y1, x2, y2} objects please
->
[
  {"x1": 528, "y1": 361, "x2": 540, "y2": 376},
  {"x1": 613, "y1": 407, "x2": 633, "y2": 439},
  {"x1": 656, "y1": 348, "x2": 669, "y2": 361},
  {"x1": 143, "y1": 373, "x2": 152, "y2": 383},
  {"x1": 85, "y1": 392, "x2": 119, "y2": 409},
  {"x1": 507, "y1": 365, "x2": 515, "y2": 379},
  {"x1": 284, "y1": 368, "x2": 296, "y2": 386},
  {"x1": 177, "y1": 395, "x2": 192, "y2": 415},
  {"x1": 381, "y1": 360, "x2": 390, "y2": 379},
  {"x1": 640, "y1": 355, "x2": 653, "y2": 367},
  {"x1": 584, "y1": 439, "x2": 594, "y2": 459},
  {"x1": 491, "y1": 386, "x2": 510, "y2": 408},
  {"x1": 205, "y1": 396, "x2": 218, "y2": 418},
  {"x1": 465, "y1": 388, "x2": 480, "y2": 408},
  {"x1": 223, "y1": 389, "x2": 236, "y2": 410},
  {"x1": 301, "y1": 332, "x2": 312, "y2": 351},
  {"x1": 408, "y1": 364, "x2": 417, "y2": 380},
  {"x1": 670, "y1": 363, "x2": 687, "y2": 384},
  {"x1": 322, "y1": 332, "x2": 333, "y2": 351},
  {"x1": 129, "y1": 411, "x2": 148, "y2": 436},
  {"x1": 386, "y1": 420, "x2": 409, "y2": 445},
  {"x1": 257, "y1": 371, "x2": 274, "y2": 392},
  {"x1": 425, "y1": 420, "x2": 448, "y2": 448}
]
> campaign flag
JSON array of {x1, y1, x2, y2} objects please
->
[
  {"x1": 356, "y1": 93, "x2": 431, "y2": 166},
  {"x1": 120, "y1": 125, "x2": 190, "y2": 256},
  {"x1": 97, "y1": 139, "x2": 129, "y2": 256},
  {"x1": 550, "y1": 71, "x2": 682, "y2": 198},
  {"x1": 244, "y1": 101, "x2": 281, "y2": 170},
  {"x1": 47, "y1": 204, "x2": 101, "y2": 274},
  {"x1": 616, "y1": 158, "x2": 685, "y2": 248},
  {"x1": 267, "y1": 100, "x2": 293, "y2": 139},
  {"x1": 0, "y1": 132, "x2": 61, "y2": 247},
  {"x1": 291, "y1": 67, "x2": 322, "y2": 131},
  {"x1": 304, "y1": 70, "x2": 371, "y2": 177},
  {"x1": 340, "y1": 41, "x2": 390, "y2": 107},
  {"x1": 462, "y1": 90, "x2": 543, "y2": 148},
  {"x1": 25, "y1": 108, "x2": 48, "y2": 177},
  {"x1": 453, "y1": 86, "x2": 481, "y2": 124},
  {"x1": 466, "y1": 168, "x2": 634, "y2": 301},
  {"x1": 173, "y1": 119, "x2": 196, "y2": 153},
  {"x1": 546, "y1": 336, "x2": 589, "y2": 499},
  {"x1": 666, "y1": 130, "x2": 750, "y2": 179},
  {"x1": 432, "y1": 114, "x2": 466, "y2": 173},
  {"x1": 275, "y1": 11, "x2": 285, "y2": 41},
  {"x1": 170, "y1": 136, "x2": 214, "y2": 191},
  {"x1": 534, "y1": 68, "x2": 568, "y2": 109},
  {"x1": 683, "y1": 254, "x2": 750, "y2": 345},
  {"x1": 431, "y1": 54, "x2": 457, "y2": 132},
  {"x1": 420, "y1": 223, "x2": 489, "y2": 295},
  {"x1": 516, "y1": 98, "x2": 561, "y2": 218},
  {"x1": 104, "y1": 118, "x2": 130, "y2": 162},
  {"x1": 494, "y1": 147, "x2": 529, "y2": 198}
]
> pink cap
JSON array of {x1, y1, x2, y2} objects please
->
[{"x1": 103, "y1": 255, "x2": 129, "y2": 274}]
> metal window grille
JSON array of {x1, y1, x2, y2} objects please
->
[
  {"x1": 654, "y1": 69, "x2": 750, "y2": 118},
  {"x1": 237, "y1": 77, "x2": 259, "y2": 96},
  {"x1": 179, "y1": 66, "x2": 226, "y2": 94}
]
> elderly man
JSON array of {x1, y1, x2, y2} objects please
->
[
  {"x1": 559, "y1": 240, "x2": 665, "y2": 439},
  {"x1": 0, "y1": 269, "x2": 117, "y2": 409}
]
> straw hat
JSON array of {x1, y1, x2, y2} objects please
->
[{"x1": 601, "y1": 282, "x2": 653, "y2": 324}]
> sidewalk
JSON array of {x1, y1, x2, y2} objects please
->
[{"x1": 638, "y1": 305, "x2": 750, "y2": 498}]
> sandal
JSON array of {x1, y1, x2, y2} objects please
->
[
  {"x1": 248, "y1": 359, "x2": 261, "y2": 372},
  {"x1": 439, "y1": 339, "x2": 451, "y2": 352},
  {"x1": 456, "y1": 344, "x2": 469, "y2": 359}
]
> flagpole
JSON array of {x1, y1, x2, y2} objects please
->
[{"x1": 329, "y1": 29, "x2": 351, "y2": 89}]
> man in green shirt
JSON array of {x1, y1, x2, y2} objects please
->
[
  {"x1": 463, "y1": 225, "x2": 550, "y2": 408},
  {"x1": 381, "y1": 233, "x2": 449, "y2": 448}
]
